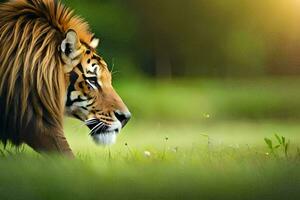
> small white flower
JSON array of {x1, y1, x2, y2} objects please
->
[
  {"x1": 172, "y1": 147, "x2": 178, "y2": 153},
  {"x1": 144, "y1": 150, "x2": 151, "y2": 157}
]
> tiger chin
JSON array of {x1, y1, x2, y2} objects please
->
[{"x1": 0, "y1": 0, "x2": 130, "y2": 157}]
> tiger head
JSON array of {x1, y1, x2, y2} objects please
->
[{"x1": 60, "y1": 30, "x2": 131, "y2": 145}]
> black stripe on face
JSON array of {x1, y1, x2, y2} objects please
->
[
  {"x1": 69, "y1": 95, "x2": 88, "y2": 105},
  {"x1": 66, "y1": 71, "x2": 79, "y2": 107},
  {"x1": 81, "y1": 106, "x2": 88, "y2": 111},
  {"x1": 82, "y1": 72, "x2": 101, "y2": 89},
  {"x1": 92, "y1": 54, "x2": 101, "y2": 61},
  {"x1": 87, "y1": 100, "x2": 96, "y2": 108},
  {"x1": 86, "y1": 67, "x2": 97, "y2": 76},
  {"x1": 87, "y1": 77, "x2": 101, "y2": 89},
  {"x1": 77, "y1": 64, "x2": 84, "y2": 73},
  {"x1": 66, "y1": 71, "x2": 92, "y2": 107}
]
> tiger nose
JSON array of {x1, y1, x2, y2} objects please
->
[{"x1": 114, "y1": 111, "x2": 131, "y2": 128}]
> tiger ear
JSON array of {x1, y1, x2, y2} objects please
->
[
  {"x1": 90, "y1": 38, "x2": 99, "y2": 49},
  {"x1": 61, "y1": 30, "x2": 83, "y2": 73},
  {"x1": 61, "y1": 29, "x2": 80, "y2": 57}
]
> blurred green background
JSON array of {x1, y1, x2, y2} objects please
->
[{"x1": 65, "y1": 0, "x2": 300, "y2": 78}]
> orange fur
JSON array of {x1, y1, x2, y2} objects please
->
[{"x1": 0, "y1": 0, "x2": 93, "y2": 155}]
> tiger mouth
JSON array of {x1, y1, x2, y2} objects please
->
[{"x1": 85, "y1": 119, "x2": 121, "y2": 146}]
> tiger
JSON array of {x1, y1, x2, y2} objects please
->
[{"x1": 0, "y1": 0, "x2": 131, "y2": 157}]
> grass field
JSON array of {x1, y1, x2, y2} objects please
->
[{"x1": 0, "y1": 78, "x2": 300, "y2": 200}]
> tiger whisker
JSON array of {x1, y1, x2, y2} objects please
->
[
  {"x1": 90, "y1": 122, "x2": 104, "y2": 134},
  {"x1": 85, "y1": 118, "x2": 97, "y2": 123},
  {"x1": 85, "y1": 119, "x2": 99, "y2": 126},
  {"x1": 91, "y1": 122, "x2": 108, "y2": 136},
  {"x1": 93, "y1": 123, "x2": 105, "y2": 133},
  {"x1": 85, "y1": 118, "x2": 97, "y2": 121},
  {"x1": 92, "y1": 124, "x2": 105, "y2": 136}
]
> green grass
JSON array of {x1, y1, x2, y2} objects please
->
[
  {"x1": 0, "y1": 119, "x2": 299, "y2": 200},
  {"x1": 1, "y1": 78, "x2": 300, "y2": 200}
]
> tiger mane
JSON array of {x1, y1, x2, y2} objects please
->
[{"x1": 0, "y1": 0, "x2": 93, "y2": 146}]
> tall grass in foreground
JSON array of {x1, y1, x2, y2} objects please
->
[
  {"x1": 0, "y1": 131, "x2": 299, "y2": 200},
  {"x1": 0, "y1": 147, "x2": 299, "y2": 200}
]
